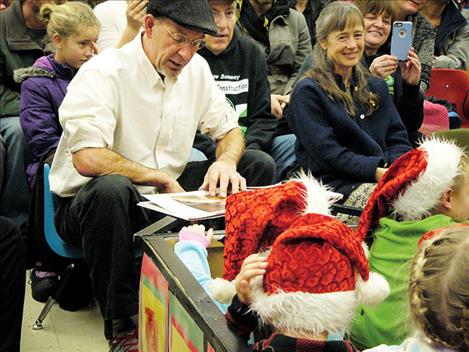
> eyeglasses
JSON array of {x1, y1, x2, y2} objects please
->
[{"x1": 159, "y1": 23, "x2": 206, "y2": 51}]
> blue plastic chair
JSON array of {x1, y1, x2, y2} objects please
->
[
  {"x1": 43, "y1": 164, "x2": 82, "y2": 258},
  {"x1": 33, "y1": 164, "x2": 83, "y2": 330}
]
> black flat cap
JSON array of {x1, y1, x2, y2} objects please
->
[{"x1": 147, "y1": 0, "x2": 218, "y2": 36}]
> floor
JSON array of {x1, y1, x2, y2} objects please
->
[{"x1": 21, "y1": 272, "x2": 109, "y2": 352}]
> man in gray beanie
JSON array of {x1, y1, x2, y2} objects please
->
[{"x1": 49, "y1": 0, "x2": 275, "y2": 350}]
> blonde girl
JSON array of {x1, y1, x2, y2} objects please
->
[
  {"x1": 366, "y1": 225, "x2": 469, "y2": 352},
  {"x1": 16, "y1": 1, "x2": 100, "y2": 303},
  {"x1": 41, "y1": 2, "x2": 100, "y2": 70}
]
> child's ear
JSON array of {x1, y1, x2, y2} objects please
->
[
  {"x1": 52, "y1": 33, "x2": 63, "y2": 49},
  {"x1": 440, "y1": 188, "x2": 454, "y2": 212}
]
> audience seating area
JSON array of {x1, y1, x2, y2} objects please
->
[
  {"x1": 2, "y1": 0, "x2": 469, "y2": 351},
  {"x1": 426, "y1": 68, "x2": 469, "y2": 127}
]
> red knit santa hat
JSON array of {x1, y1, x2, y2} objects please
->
[
  {"x1": 210, "y1": 174, "x2": 342, "y2": 303},
  {"x1": 249, "y1": 213, "x2": 389, "y2": 335},
  {"x1": 356, "y1": 138, "x2": 465, "y2": 241}
]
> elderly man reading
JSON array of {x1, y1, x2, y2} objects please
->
[{"x1": 49, "y1": 0, "x2": 275, "y2": 350}]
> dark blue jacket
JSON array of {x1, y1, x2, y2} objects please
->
[
  {"x1": 295, "y1": 54, "x2": 424, "y2": 146},
  {"x1": 15, "y1": 54, "x2": 76, "y2": 187},
  {"x1": 286, "y1": 74, "x2": 412, "y2": 198}
]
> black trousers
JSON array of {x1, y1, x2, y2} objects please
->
[
  {"x1": 0, "y1": 216, "x2": 25, "y2": 352},
  {"x1": 54, "y1": 150, "x2": 275, "y2": 322}
]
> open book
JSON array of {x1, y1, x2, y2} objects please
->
[
  {"x1": 139, "y1": 184, "x2": 343, "y2": 222},
  {"x1": 138, "y1": 191, "x2": 226, "y2": 221}
]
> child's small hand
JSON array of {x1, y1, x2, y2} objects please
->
[
  {"x1": 234, "y1": 254, "x2": 268, "y2": 305},
  {"x1": 178, "y1": 224, "x2": 213, "y2": 248}
]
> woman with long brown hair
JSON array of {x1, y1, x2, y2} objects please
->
[{"x1": 286, "y1": 1, "x2": 411, "y2": 208}]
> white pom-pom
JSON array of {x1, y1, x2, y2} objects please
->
[
  {"x1": 392, "y1": 138, "x2": 464, "y2": 221},
  {"x1": 208, "y1": 278, "x2": 236, "y2": 304},
  {"x1": 356, "y1": 272, "x2": 390, "y2": 307}
]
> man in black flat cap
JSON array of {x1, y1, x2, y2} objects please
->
[{"x1": 49, "y1": 0, "x2": 275, "y2": 350}]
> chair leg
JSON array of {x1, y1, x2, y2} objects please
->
[
  {"x1": 33, "y1": 296, "x2": 57, "y2": 330},
  {"x1": 32, "y1": 263, "x2": 75, "y2": 330}
]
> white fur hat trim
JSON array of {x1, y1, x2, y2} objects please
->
[
  {"x1": 249, "y1": 275, "x2": 358, "y2": 335},
  {"x1": 296, "y1": 170, "x2": 343, "y2": 216},
  {"x1": 392, "y1": 139, "x2": 464, "y2": 221},
  {"x1": 249, "y1": 269, "x2": 389, "y2": 335}
]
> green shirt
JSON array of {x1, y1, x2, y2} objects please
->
[{"x1": 350, "y1": 214, "x2": 456, "y2": 350}]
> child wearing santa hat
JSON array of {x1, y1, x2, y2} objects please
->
[
  {"x1": 364, "y1": 224, "x2": 469, "y2": 352},
  {"x1": 174, "y1": 178, "x2": 318, "y2": 313},
  {"x1": 351, "y1": 139, "x2": 469, "y2": 350},
  {"x1": 177, "y1": 176, "x2": 390, "y2": 351}
]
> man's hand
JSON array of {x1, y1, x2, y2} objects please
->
[
  {"x1": 158, "y1": 175, "x2": 184, "y2": 193},
  {"x1": 199, "y1": 159, "x2": 246, "y2": 197},
  {"x1": 271, "y1": 94, "x2": 290, "y2": 119},
  {"x1": 201, "y1": 128, "x2": 245, "y2": 197},
  {"x1": 116, "y1": 0, "x2": 148, "y2": 48},
  {"x1": 126, "y1": 0, "x2": 148, "y2": 31},
  {"x1": 234, "y1": 254, "x2": 268, "y2": 305},
  {"x1": 155, "y1": 170, "x2": 185, "y2": 193}
]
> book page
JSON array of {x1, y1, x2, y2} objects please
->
[{"x1": 142, "y1": 191, "x2": 225, "y2": 221}]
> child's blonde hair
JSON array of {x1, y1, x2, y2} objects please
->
[
  {"x1": 408, "y1": 225, "x2": 469, "y2": 351},
  {"x1": 40, "y1": 2, "x2": 100, "y2": 38}
]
